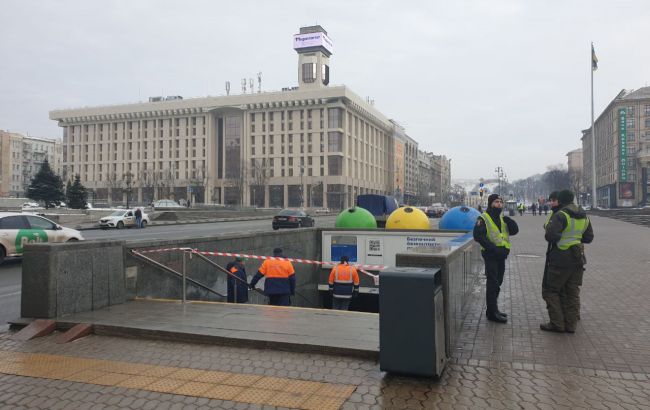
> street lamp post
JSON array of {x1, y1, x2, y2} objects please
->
[
  {"x1": 125, "y1": 172, "x2": 133, "y2": 208},
  {"x1": 494, "y1": 166, "x2": 505, "y2": 195},
  {"x1": 300, "y1": 165, "x2": 305, "y2": 208}
]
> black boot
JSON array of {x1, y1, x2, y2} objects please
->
[
  {"x1": 486, "y1": 309, "x2": 508, "y2": 318},
  {"x1": 487, "y1": 312, "x2": 507, "y2": 323}
]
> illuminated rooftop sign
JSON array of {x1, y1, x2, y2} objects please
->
[{"x1": 293, "y1": 32, "x2": 333, "y2": 54}]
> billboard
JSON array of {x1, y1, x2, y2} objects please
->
[
  {"x1": 619, "y1": 181, "x2": 634, "y2": 199},
  {"x1": 293, "y1": 32, "x2": 334, "y2": 54}
]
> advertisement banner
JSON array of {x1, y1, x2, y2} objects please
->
[
  {"x1": 293, "y1": 32, "x2": 334, "y2": 54},
  {"x1": 619, "y1": 181, "x2": 634, "y2": 199},
  {"x1": 619, "y1": 108, "x2": 628, "y2": 182}
]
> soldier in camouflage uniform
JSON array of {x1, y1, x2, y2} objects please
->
[{"x1": 541, "y1": 190, "x2": 594, "y2": 333}]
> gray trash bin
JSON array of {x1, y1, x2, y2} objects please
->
[{"x1": 379, "y1": 267, "x2": 446, "y2": 377}]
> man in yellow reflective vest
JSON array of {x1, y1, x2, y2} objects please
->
[
  {"x1": 473, "y1": 194, "x2": 519, "y2": 323},
  {"x1": 541, "y1": 190, "x2": 594, "y2": 333}
]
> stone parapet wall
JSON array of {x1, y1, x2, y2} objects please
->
[
  {"x1": 22, "y1": 240, "x2": 126, "y2": 318},
  {"x1": 20, "y1": 229, "x2": 322, "y2": 319}
]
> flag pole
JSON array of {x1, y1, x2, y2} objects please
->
[{"x1": 590, "y1": 42, "x2": 597, "y2": 208}]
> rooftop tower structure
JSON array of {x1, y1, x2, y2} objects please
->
[{"x1": 293, "y1": 25, "x2": 333, "y2": 89}]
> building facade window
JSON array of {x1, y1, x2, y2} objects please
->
[
  {"x1": 328, "y1": 131, "x2": 343, "y2": 152},
  {"x1": 328, "y1": 108, "x2": 342, "y2": 128},
  {"x1": 302, "y1": 63, "x2": 316, "y2": 83},
  {"x1": 328, "y1": 156, "x2": 342, "y2": 176}
]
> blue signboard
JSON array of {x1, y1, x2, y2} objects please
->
[{"x1": 330, "y1": 235, "x2": 358, "y2": 262}]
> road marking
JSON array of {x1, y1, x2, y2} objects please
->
[{"x1": 0, "y1": 291, "x2": 21, "y2": 299}]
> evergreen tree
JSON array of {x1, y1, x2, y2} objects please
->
[
  {"x1": 66, "y1": 174, "x2": 88, "y2": 209},
  {"x1": 27, "y1": 159, "x2": 65, "y2": 209}
]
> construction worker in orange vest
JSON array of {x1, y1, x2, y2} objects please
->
[
  {"x1": 328, "y1": 255, "x2": 360, "y2": 311},
  {"x1": 225, "y1": 256, "x2": 248, "y2": 303},
  {"x1": 249, "y1": 248, "x2": 295, "y2": 306}
]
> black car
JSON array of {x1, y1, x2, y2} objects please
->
[{"x1": 272, "y1": 209, "x2": 314, "y2": 230}]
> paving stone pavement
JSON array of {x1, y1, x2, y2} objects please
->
[{"x1": 1, "y1": 214, "x2": 649, "y2": 409}]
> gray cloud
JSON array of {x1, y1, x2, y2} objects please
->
[{"x1": 1, "y1": 0, "x2": 648, "y2": 179}]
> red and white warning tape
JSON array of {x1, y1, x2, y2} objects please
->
[
  {"x1": 134, "y1": 247, "x2": 383, "y2": 284},
  {"x1": 191, "y1": 249, "x2": 387, "y2": 271},
  {"x1": 135, "y1": 247, "x2": 188, "y2": 254}
]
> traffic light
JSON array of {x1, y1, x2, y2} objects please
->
[{"x1": 479, "y1": 189, "x2": 484, "y2": 197}]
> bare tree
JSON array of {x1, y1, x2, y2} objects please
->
[
  {"x1": 188, "y1": 165, "x2": 207, "y2": 204},
  {"x1": 122, "y1": 171, "x2": 134, "y2": 207},
  {"x1": 447, "y1": 184, "x2": 466, "y2": 206},
  {"x1": 157, "y1": 168, "x2": 176, "y2": 199},
  {"x1": 569, "y1": 168, "x2": 583, "y2": 198},
  {"x1": 139, "y1": 168, "x2": 158, "y2": 203},
  {"x1": 543, "y1": 164, "x2": 570, "y2": 193},
  {"x1": 105, "y1": 171, "x2": 122, "y2": 204},
  {"x1": 225, "y1": 161, "x2": 247, "y2": 206},
  {"x1": 250, "y1": 158, "x2": 269, "y2": 207}
]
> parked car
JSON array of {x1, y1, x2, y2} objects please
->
[
  {"x1": 272, "y1": 209, "x2": 314, "y2": 230},
  {"x1": 0, "y1": 212, "x2": 84, "y2": 264},
  {"x1": 152, "y1": 199, "x2": 184, "y2": 209},
  {"x1": 21, "y1": 202, "x2": 42, "y2": 210},
  {"x1": 426, "y1": 204, "x2": 447, "y2": 218},
  {"x1": 99, "y1": 208, "x2": 150, "y2": 229},
  {"x1": 314, "y1": 208, "x2": 330, "y2": 214}
]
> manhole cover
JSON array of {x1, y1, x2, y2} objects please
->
[{"x1": 516, "y1": 254, "x2": 542, "y2": 258}]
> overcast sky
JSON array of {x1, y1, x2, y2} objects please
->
[{"x1": 1, "y1": 0, "x2": 649, "y2": 180}]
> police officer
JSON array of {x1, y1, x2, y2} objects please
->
[
  {"x1": 473, "y1": 194, "x2": 519, "y2": 323},
  {"x1": 249, "y1": 248, "x2": 295, "y2": 306},
  {"x1": 328, "y1": 255, "x2": 360, "y2": 310},
  {"x1": 226, "y1": 256, "x2": 248, "y2": 303},
  {"x1": 541, "y1": 190, "x2": 593, "y2": 333}
]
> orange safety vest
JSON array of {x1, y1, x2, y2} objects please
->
[
  {"x1": 328, "y1": 263, "x2": 360, "y2": 299},
  {"x1": 328, "y1": 264, "x2": 360, "y2": 285},
  {"x1": 259, "y1": 258, "x2": 295, "y2": 279}
]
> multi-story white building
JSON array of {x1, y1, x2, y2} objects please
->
[
  {"x1": 582, "y1": 86, "x2": 650, "y2": 207},
  {"x1": 0, "y1": 130, "x2": 62, "y2": 197},
  {"x1": 49, "y1": 26, "x2": 449, "y2": 209}
]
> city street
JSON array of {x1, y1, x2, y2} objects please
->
[{"x1": 82, "y1": 214, "x2": 337, "y2": 241}]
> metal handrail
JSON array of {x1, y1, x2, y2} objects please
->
[
  {"x1": 191, "y1": 251, "x2": 266, "y2": 297},
  {"x1": 130, "y1": 249, "x2": 225, "y2": 300},
  {"x1": 191, "y1": 250, "x2": 317, "y2": 308}
]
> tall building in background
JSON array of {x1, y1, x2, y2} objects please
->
[
  {"x1": 582, "y1": 87, "x2": 650, "y2": 207},
  {"x1": 49, "y1": 26, "x2": 450, "y2": 209},
  {"x1": 566, "y1": 148, "x2": 584, "y2": 202},
  {"x1": 0, "y1": 130, "x2": 62, "y2": 197},
  {"x1": 433, "y1": 155, "x2": 451, "y2": 203}
]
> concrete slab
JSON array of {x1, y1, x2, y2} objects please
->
[{"x1": 55, "y1": 299, "x2": 380, "y2": 359}]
